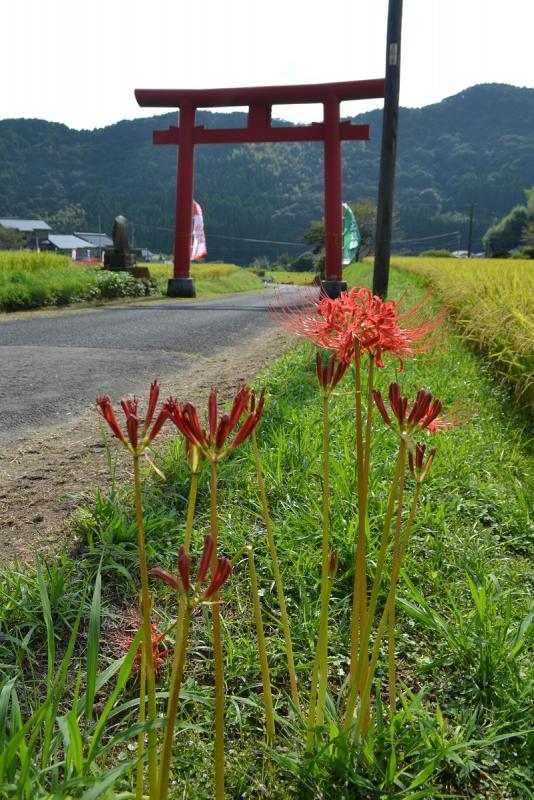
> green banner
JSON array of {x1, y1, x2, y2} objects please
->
[{"x1": 342, "y1": 203, "x2": 361, "y2": 265}]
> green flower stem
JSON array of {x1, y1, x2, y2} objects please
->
[
  {"x1": 133, "y1": 454, "x2": 158, "y2": 796},
  {"x1": 251, "y1": 431, "x2": 301, "y2": 713},
  {"x1": 157, "y1": 471, "x2": 200, "y2": 800},
  {"x1": 388, "y1": 451, "x2": 406, "y2": 713},
  {"x1": 344, "y1": 482, "x2": 420, "y2": 737},
  {"x1": 305, "y1": 651, "x2": 320, "y2": 753},
  {"x1": 363, "y1": 355, "x2": 375, "y2": 482},
  {"x1": 315, "y1": 393, "x2": 333, "y2": 728},
  {"x1": 349, "y1": 345, "x2": 370, "y2": 696},
  {"x1": 157, "y1": 604, "x2": 192, "y2": 800},
  {"x1": 349, "y1": 345, "x2": 366, "y2": 678},
  {"x1": 359, "y1": 354, "x2": 375, "y2": 730},
  {"x1": 210, "y1": 459, "x2": 225, "y2": 800},
  {"x1": 183, "y1": 471, "x2": 199, "y2": 551},
  {"x1": 344, "y1": 441, "x2": 406, "y2": 729},
  {"x1": 246, "y1": 546, "x2": 276, "y2": 745},
  {"x1": 365, "y1": 443, "x2": 406, "y2": 636},
  {"x1": 136, "y1": 638, "x2": 147, "y2": 800},
  {"x1": 353, "y1": 484, "x2": 421, "y2": 738}
]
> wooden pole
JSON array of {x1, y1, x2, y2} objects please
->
[
  {"x1": 322, "y1": 96, "x2": 344, "y2": 293},
  {"x1": 467, "y1": 203, "x2": 475, "y2": 257},
  {"x1": 373, "y1": 0, "x2": 403, "y2": 299}
]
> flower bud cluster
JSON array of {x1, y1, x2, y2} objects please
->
[
  {"x1": 150, "y1": 534, "x2": 233, "y2": 607},
  {"x1": 165, "y1": 386, "x2": 265, "y2": 461},
  {"x1": 97, "y1": 380, "x2": 169, "y2": 454},
  {"x1": 315, "y1": 352, "x2": 349, "y2": 395}
]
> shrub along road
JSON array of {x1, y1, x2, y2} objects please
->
[{"x1": 0, "y1": 287, "x2": 302, "y2": 444}]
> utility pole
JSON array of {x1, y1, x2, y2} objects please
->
[
  {"x1": 373, "y1": 0, "x2": 403, "y2": 298},
  {"x1": 467, "y1": 203, "x2": 475, "y2": 257}
]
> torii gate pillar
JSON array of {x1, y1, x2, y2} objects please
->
[
  {"x1": 171, "y1": 103, "x2": 196, "y2": 297},
  {"x1": 135, "y1": 79, "x2": 385, "y2": 298}
]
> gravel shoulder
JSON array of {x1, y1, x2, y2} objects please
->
[{"x1": 0, "y1": 327, "x2": 295, "y2": 567}]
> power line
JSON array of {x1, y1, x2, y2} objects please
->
[{"x1": 391, "y1": 230, "x2": 461, "y2": 244}]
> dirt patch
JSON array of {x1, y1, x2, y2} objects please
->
[{"x1": 0, "y1": 328, "x2": 295, "y2": 568}]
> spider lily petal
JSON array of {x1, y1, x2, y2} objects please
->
[
  {"x1": 178, "y1": 546, "x2": 192, "y2": 593},
  {"x1": 144, "y1": 380, "x2": 160, "y2": 432},
  {"x1": 227, "y1": 385, "x2": 251, "y2": 431},
  {"x1": 150, "y1": 567, "x2": 180, "y2": 592},
  {"x1": 96, "y1": 396, "x2": 127, "y2": 444},
  {"x1": 203, "y1": 557, "x2": 233, "y2": 599},
  {"x1": 146, "y1": 406, "x2": 169, "y2": 443},
  {"x1": 197, "y1": 534, "x2": 215, "y2": 585},
  {"x1": 409, "y1": 443, "x2": 437, "y2": 482},
  {"x1": 215, "y1": 415, "x2": 232, "y2": 451},
  {"x1": 372, "y1": 390, "x2": 392, "y2": 427}
]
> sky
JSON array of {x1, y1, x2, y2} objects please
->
[{"x1": 2, "y1": 0, "x2": 533, "y2": 130}]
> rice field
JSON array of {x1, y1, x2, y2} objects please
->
[{"x1": 392, "y1": 256, "x2": 534, "y2": 409}]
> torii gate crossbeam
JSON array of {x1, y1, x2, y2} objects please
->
[{"x1": 135, "y1": 79, "x2": 385, "y2": 297}]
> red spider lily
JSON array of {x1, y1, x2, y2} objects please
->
[
  {"x1": 408, "y1": 443, "x2": 437, "y2": 482},
  {"x1": 270, "y1": 286, "x2": 446, "y2": 368},
  {"x1": 373, "y1": 382, "x2": 468, "y2": 436},
  {"x1": 316, "y1": 351, "x2": 349, "y2": 393},
  {"x1": 96, "y1": 380, "x2": 169, "y2": 453},
  {"x1": 112, "y1": 623, "x2": 171, "y2": 674},
  {"x1": 150, "y1": 534, "x2": 232, "y2": 603},
  {"x1": 165, "y1": 385, "x2": 265, "y2": 460}
]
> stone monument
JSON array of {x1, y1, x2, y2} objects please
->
[{"x1": 104, "y1": 215, "x2": 136, "y2": 271}]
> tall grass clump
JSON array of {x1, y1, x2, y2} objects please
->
[{"x1": 392, "y1": 256, "x2": 534, "y2": 408}]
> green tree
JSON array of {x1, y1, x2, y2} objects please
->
[
  {"x1": 482, "y1": 204, "x2": 528, "y2": 255},
  {"x1": 45, "y1": 203, "x2": 87, "y2": 233},
  {"x1": 301, "y1": 201, "x2": 377, "y2": 261},
  {"x1": 521, "y1": 186, "x2": 534, "y2": 247},
  {"x1": 0, "y1": 226, "x2": 26, "y2": 250}
]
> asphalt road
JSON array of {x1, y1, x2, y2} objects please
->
[{"x1": 0, "y1": 287, "x2": 304, "y2": 444}]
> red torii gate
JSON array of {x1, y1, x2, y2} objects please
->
[{"x1": 135, "y1": 79, "x2": 385, "y2": 297}]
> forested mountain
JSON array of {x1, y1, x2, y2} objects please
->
[{"x1": 1, "y1": 83, "x2": 533, "y2": 261}]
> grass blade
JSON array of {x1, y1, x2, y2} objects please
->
[
  {"x1": 85, "y1": 568, "x2": 102, "y2": 721},
  {"x1": 85, "y1": 628, "x2": 142, "y2": 768},
  {"x1": 37, "y1": 565, "x2": 55, "y2": 687}
]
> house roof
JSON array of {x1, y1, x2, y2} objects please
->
[
  {"x1": 0, "y1": 218, "x2": 51, "y2": 232},
  {"x1": 47, "y1": 234, "x2": 97, "y2": 250},
  {"x1": 74, "y1": 232, "x2": 114, "y2": 247}
]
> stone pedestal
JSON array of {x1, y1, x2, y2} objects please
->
[
  {"x1": 104, "y1": 251, "x2": 136, "y2": 271},
  {"x1": 167, "y1": 277, "x2": 196, "y2": 298},
  {"x1": 130, "y1": 267, "x2": 151, "y2": 280},
  {"x1": 320, "y1": 279, "x2": 347, "y2": 299}
]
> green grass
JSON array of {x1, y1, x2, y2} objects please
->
[
  {"x1": 1, "y1": 267, "x2": 533, "y2": 798},
  {"x1": 264, "y1": 270, "x2": 317, "y2": 286},
  {"x1": 144, "y1": 261, "x2": 265, "y2": 297}
]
